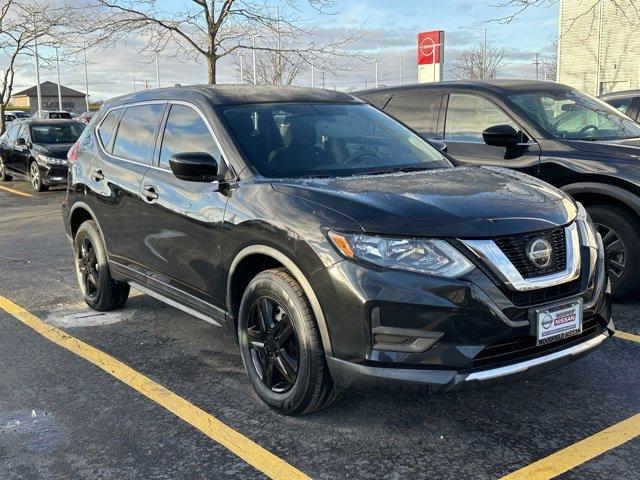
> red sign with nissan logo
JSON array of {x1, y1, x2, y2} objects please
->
[{"x1": 418, "y1": 30, "x2": 444, "y2": 65}]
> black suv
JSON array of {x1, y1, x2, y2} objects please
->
[
  {"x1": 0, "y1": 119, "x2": 84, "y2": 191},
  {"x1": 356, "y1": 80, "x2": 640, "y2": 299},
  {"x1": 62, "y1": 86, "x2": 612, "y2": 415}
]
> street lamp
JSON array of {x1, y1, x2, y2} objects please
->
[
  {"x1": 251, "y1": 35, "x2": 260, "y2": 85},
  {"x1": 459, "y1": 26, "x2": 488, "y2": 78},
  {"x1": 374, "y1": 58, "x2": 379, "y2": 88}
]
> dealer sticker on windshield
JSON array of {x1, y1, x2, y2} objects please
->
[{"x1": 535, "y1": 299, "x2": 583, "y2": 345}]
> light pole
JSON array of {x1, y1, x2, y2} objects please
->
[
  {"x1": 399, "y1": 54, "x2": 403, "y2": 85},
  {"x1": 238, "y1": 52, "x2": 245, "y2": 84},
  {"x1": 155, "y1": 52, "x2": 160, "y2": 88},
  {"x1": 83, "y1": 45, "x2": 90, "y2": 112},
  {"x1": 311, "y1": 60, "x2": 315, "y2": 87},
  {"x1": 251, "y1": 35, "x2": 259, "y2": 85},
  {"x1": 33, "y1": 17, "x2": 42, "y2": 116},
  {"x1": 55, "y1": 47, "x2": 63, "y2": 111},
  {"x1": 374, "y1": 58, "x2": 379, "y2": 88}
]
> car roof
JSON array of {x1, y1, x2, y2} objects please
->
[
  {"x1": 356, "y1": 79, "x2": 573, "y2": 96},
  {"x1": 600, "y1": 90, "x2": 640, "y2": 99},
  {"x1": 18, "y1": 119, "x2": 83, "y2": 126},
  {"x1": 103, "y1": 84, "x2": 362, "y2": 108}
]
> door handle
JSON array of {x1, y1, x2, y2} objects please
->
[
  {"x1": 91, "y1": 170, "x2": 104, "y2": 182},
  {"x1": 142, "y1": 185, "x2": 159, "y2": 203}
]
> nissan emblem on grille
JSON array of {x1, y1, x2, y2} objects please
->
[{"x1": 527, "y1": 238, "x2": 553, "y2": 268}]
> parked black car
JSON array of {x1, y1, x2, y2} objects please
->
[
  {"x1": 600, "y1": 90, "x2": 640, "y2": 122},
  {"x1": 356, "y1": 80, "x2": 640, "y2": 299},
  {"x1": 62, "y1": 86, "x2": 611, "y2": 415},
  {"x1": 0, "y1": 119, "x2": 84, "y2": 191}
]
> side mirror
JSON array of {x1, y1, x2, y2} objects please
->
[
  {"x1": 482, "y1": 124, "x2": 521, "y2": 149},
  {"x1": 169, "y1": 152, "x2": 224, "y2": 183},
  {"x1": 427, "y1": 139, "x2": 448, "y2": 153},
  {"x1": 15, "y1": 137, "x2": 26, "y2": 146}
]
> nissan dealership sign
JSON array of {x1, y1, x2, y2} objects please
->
[{"x1": 418, "y1": 30, "x2": 444, "y2": 83}]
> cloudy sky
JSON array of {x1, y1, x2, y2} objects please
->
[{"x1": 15, "y1": 0, "x2": 559, "y2": 101}]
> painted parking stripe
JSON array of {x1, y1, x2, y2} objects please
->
[
  {"x1": 615, "y1": 330, "x2": 640, "y2": 343},
  {"x1": 0, "y1": 185, "x2": 33, "y2": 197},
  {"x1": 0, "y1": 294, "x2": 310, "y2": 480},
  {"x1": 500, "y1": 412, "x2": 640, "y2": 479}
]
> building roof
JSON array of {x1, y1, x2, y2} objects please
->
[
  {"x1": 13, "y1": 81, "x2": 86, "y2": 98},
  {"x1": 105, "y1": 84, "x2": 361, "y2": 108}
]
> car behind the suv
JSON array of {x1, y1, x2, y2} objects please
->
[
  {"x1": 356, "y1": 80, "x2": 640, "y2": 299},
  {"x1": 0, "y1": 119, "x2": 84, "y2": 191},
  {"x1": 62, "y1": 86, "x2": 612, "y2": 415}
]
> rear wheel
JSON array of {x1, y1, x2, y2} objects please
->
[
  {"x1": 588, "y1": 204, "x2": 640, "y2": 300},
  {"x1": 238, "y1": 268, "x2": 336, "y2": 415},
  {"x1": 0, "y1": 157, "x2": 12, "y2": 181},
  {"x1": 74, "y1": 220, "x2": 129, "y2": 310},
  {"x1": 29, "y1": 161, "x2": 48, "y2": 192}
]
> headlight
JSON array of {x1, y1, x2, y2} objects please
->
[
  {"x1": 576, "y1": 202, "x2": 598, "y2": 247},
  {"x1": 328, "y1": 231, "x2": 474, "y2": 277},
  {"x1": 37, "y1": 154, "x2": 67, "y2": 165}
]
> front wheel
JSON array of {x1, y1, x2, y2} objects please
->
[
  {"x1": 238, "y1": 268, "x2": 336, "y2": 415},
  {"x1": 29, "y1": 161, "x2": 48, "y2": 192},
  {"x1": 588, "y1": 204, "x2": 640, "y2": 300},
  {"x1": 0, "y1": 157, "x2": 12, "y2": 181}
]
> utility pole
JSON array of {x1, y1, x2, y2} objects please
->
[
  {"x1": 55, "y1": 47, "x2": 63, "y2": 112},
  {"x1": 155, "y1": 52, "x2": 160, "y2": 88},
  {"x1": 322, "y1": 71, "x2": 325, "y2": 89},
  {"x1": 374, "y1": 58, "x2": 379, "y2": 88},
  {"x1": 33, "y1": 16, "x2": 42, "y2": 116},
  {"x1": 251, "y1": 35, "x2": 258, "y2": 85},
  {"x1": 534, "y1": 52, "x2": 540, "y2": 81},
  {"x1": 311, "y1": 60, "x2": 315, "y2": 87},
  {"x1": 399, "y1": 55, "x2": 403, "y2": 85},
  {"x1": 83, "y1": 45, "x2": 90, "y2": 112}
]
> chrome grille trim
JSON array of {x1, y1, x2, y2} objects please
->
[{"x1": 459, "y1": 222, "x2": 581, "y2": 292}]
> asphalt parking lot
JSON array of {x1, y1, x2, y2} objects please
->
[{"x1": 1, "y1": 179, "x2": 640, "y2": 480}]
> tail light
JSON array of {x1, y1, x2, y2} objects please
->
[{"x1": 67, "y1": 140, "x2": 80, "y2": 163}]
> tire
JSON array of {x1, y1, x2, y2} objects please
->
[
  {"x1": 73, "y1": 220, "x2": 130, "y2": 311},
  {"x1": 29, "y1": 160, "x2": 48, "y2": 192},
  {"x1": 0, "y1": 156, "x2": 12, "y2": 181},
  {"x1": 238, "y1": 268, "x2": 337, "y2": 415},
  {"x1": 588, "y1": 204, "x2": 640, "y2": 300}
]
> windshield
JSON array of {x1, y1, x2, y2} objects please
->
[
  {"x1": 31, "y1": 123, "x2": 84, "y2": 144},
  {"x1": 11, "y1": 111, "x2": 29, "y2": 118},
  {"x1": 509, "y1": 89, "x2": 640, "y2": 141},
  {"x1": 221, "y1": 103, "x2": 451, "y2": 178}
]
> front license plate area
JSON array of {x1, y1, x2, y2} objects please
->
[{"x1": 534, "y1": 299, "x2": 583, "y2": 345}]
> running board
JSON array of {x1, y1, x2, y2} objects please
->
[{"x1": 129, "y1": 282, "x2": 222, "y2": 327}]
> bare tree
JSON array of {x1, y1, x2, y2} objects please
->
[
  {"x1": 541, "y1": 54, "x2": 557, "y2": 81},
  {"x1": 489, "y1": 0, "x2": 640, "y2": 25},
  {"x1": 0, "y1": 0, "x2": 70, "y2": 133},
  {"x1": 76, "y1": 0, "x2": 362, "y2": 84},
  {"x1": 453, "y1": 42, "x2": 510, "y2": 80}
]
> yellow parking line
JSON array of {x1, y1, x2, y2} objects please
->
[
  {"x1": 0, "y1": 185, "x2": 32, "y2": 197},
  {"x1": 501, "y1": 413, "x2": 640, "y2": 479},
  {"x1": 615, "y1": 330, "x2": 640, "y2": 343},
  {"x1": 0, "y1": 294, "x2": 310, "y2": 480}
]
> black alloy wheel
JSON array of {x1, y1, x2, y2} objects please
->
[
  {"x1": 247, "y1": 296, "x2": 299, "y2": 393},
  {"x1": 0, "y1": 157, "x2": 11, "y2": 181},
  {"x1": 77, "y1": 236, "x2": 100, "y2": 299},
  {"x1": 29, "y1": 161, "x2": 47, "y2": 192},
  {"x1": 595, "y1": 223, "x2": 626, "y2": 283}
]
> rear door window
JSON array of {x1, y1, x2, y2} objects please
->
[
  {"x1": 159, "y1": 105, "x2": 219, "y2": 169},
  {"x1": 112, "y1": 104, "x2": 164, "y2": 164},
  {"x1": 445, "y1": 93, "x2": 518, "y2": 142},
  {"x1": 97, "y1": 109, "x2": 120, "y2": 151},
  {"x1": 6, "y1": 124, "x2": 19, "y2": 140},
  {"x1": 607, "y1": 97, "x2": 633, "y2": 115},
  {"x1": 384, "y1": 92, "x2": 442, "y2": 137}
]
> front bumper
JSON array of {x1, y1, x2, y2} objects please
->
[
  {"x1": 38, "y1": 162, "x2": 68, "y2": 185},
  {"x1": 314, "y1": 226, "x2": 612, "y2": 392},
  {"x1": 328, "y1": 330, "x2": 611, "y2": 393}
]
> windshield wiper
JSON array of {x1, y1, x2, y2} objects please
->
[{"x1": 362, "y1": 165, "x2": 433, "y2": 176}]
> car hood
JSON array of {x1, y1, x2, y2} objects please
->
[
  {"x1": 569, "y1": 138, "x2": 640, "y2": 162},
  {"x1": 272, "y1": 166, "x2": 577, "y2": 238},
  {"x1": 33, "y1": 143, "x2": 75, "y2": 159}
]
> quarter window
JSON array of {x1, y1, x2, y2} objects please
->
[
  {"x1": 385, "y1": 92, "x2": 441, "y2": 137},
  {"x1": 607, "y1": 98, "x2": 633, "y2": 115},
  {"x1": 159, "y1": 105, "x2": 219, "y2": 169},
  {"x1": 445, "y1": 94, "x2": 518, "y2": 142},
  {"x1": 97, "y1": 109, "x2": 120, "y2": 150},
  {"x1": 112, "y1": 104, "x2": 164, "y2": 164}
]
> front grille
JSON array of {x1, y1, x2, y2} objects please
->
[
  {"x1": 470, "y1": 316, "x2": 603, "y2": 370},
  {"x1": 505, "y1": 278, "x2": 581, "y2": 307},
  {"x1": 494, "y1": 227, "x2": 566, "y2": 279}
]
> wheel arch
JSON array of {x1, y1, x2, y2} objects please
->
[
  {"x1": 68, "y1": 202, "x2": 110, "y2": 258},
  {"x1": 227, "y1": 245, "x2": 333, "y2": 356},
  {"x1": 561, "y1": 182, "x2": 640, "y2": 219}
]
